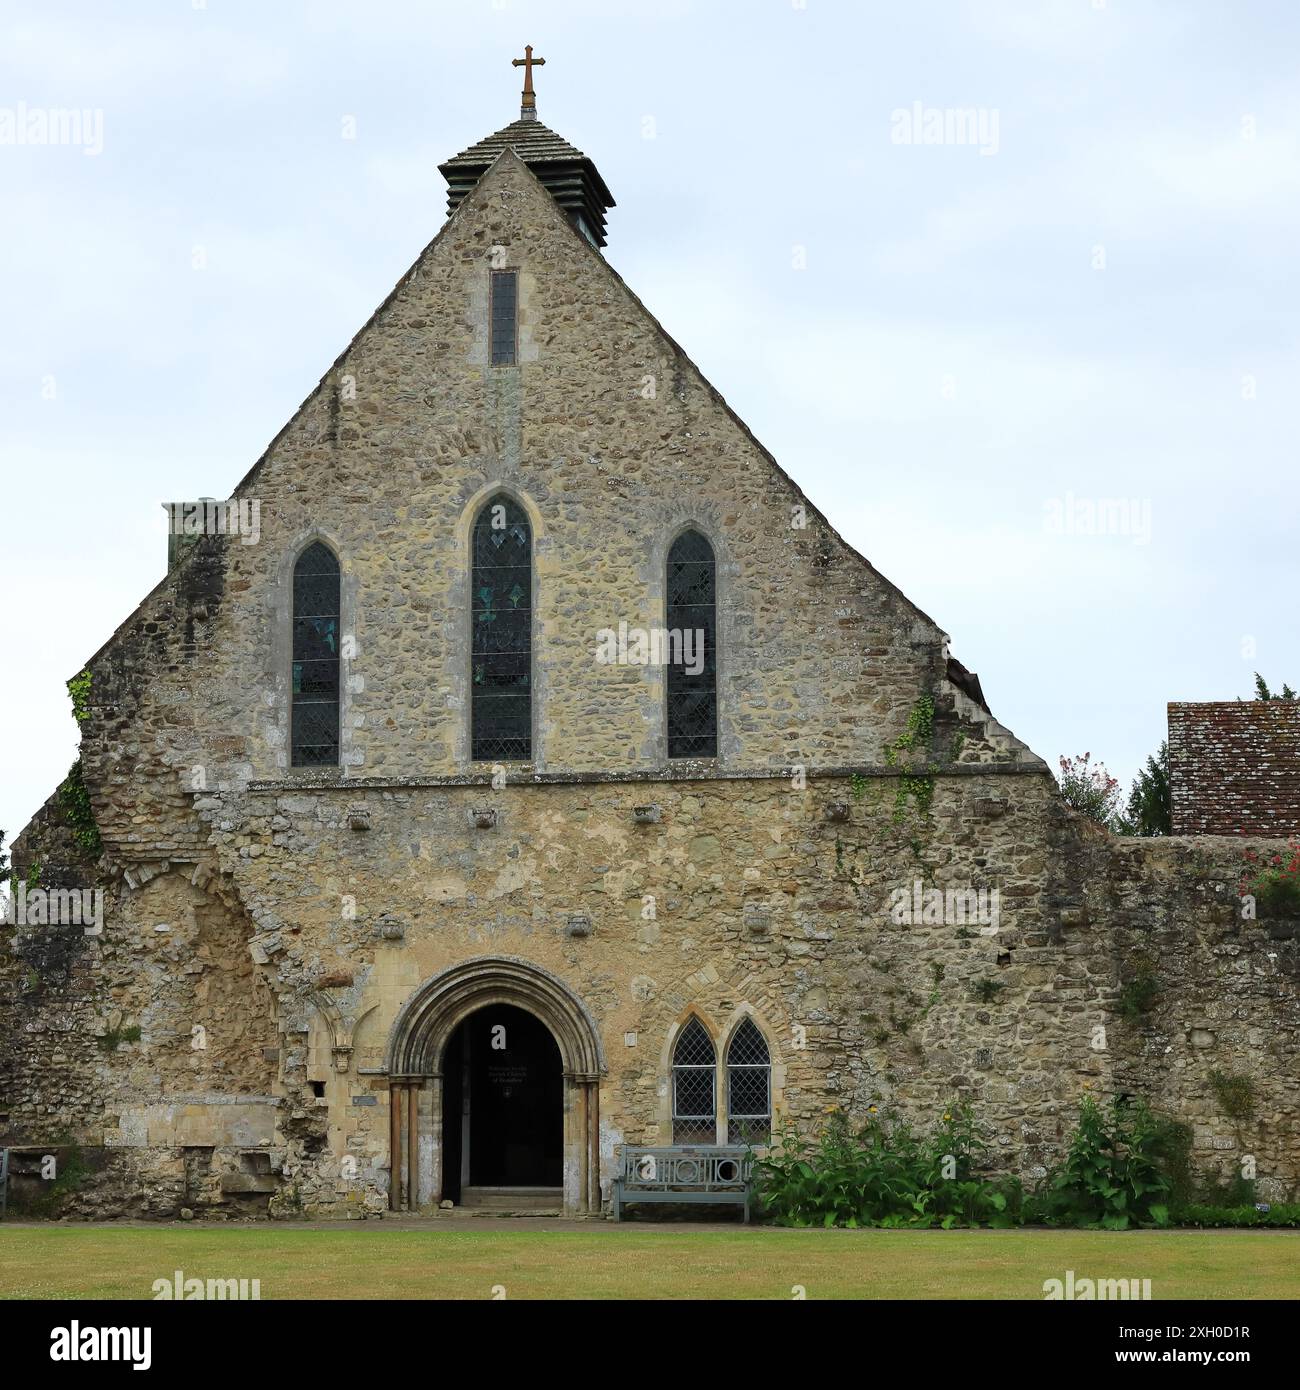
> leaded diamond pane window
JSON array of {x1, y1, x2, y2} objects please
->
[
  {"x1": 672, "y1": 1016, "x2": 716, "y2": 1145},
  {"x1": 666, "y1": 530, "x2": 717, "y2": 759},
  {"x1": 726, "y1": 1018, "x2": 771, "y2": 1146},
  {"x1": 490, "y1": 270, "x2": 517, "y2": 366},
  {"x1": 291, "y1": 541, "x2": 340, "y2": 767},
  {"x1": 472, "y1": 495, "x2": 532, "y2": 761}
]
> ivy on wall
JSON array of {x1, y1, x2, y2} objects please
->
[
  {"x1": 57, "y1": 760, "x2": 102, "y2": 857},
  {"x1": 886, "y1": 694, "x2": 937, "y2": 823},
  {"x1": 62, "y1": 668, "x2": 102, "y2": 856},
  {"x1": 67, "y1": 669, "x2": 92, "y2": 724}
]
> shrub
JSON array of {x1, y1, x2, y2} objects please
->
[
  {"x1": 1187, "y1": 1172, "x2": 1256, "y2": 1209},
  {"x1": 1238, "y1": 842, "x2": 1300, "y2": 918},
  {"x1": 754, "y1": 1095, "x2": 1277, "y2": 1232},
  {"x1": 1119, "y1": 959, "x2": 1160, "y2": 1020},
  {"x1": 754, "y1": 1103, "x2": 1018, "y2": 1229},
  {"x1": 1035, "y1": 1095, "x2": 1172, "y2": 1230},
  {"x1": 1057, "y1": 753, "x2": 1121, "y2": 827},
  {"x1": 1209, "y1": 1071, "x2": 1255, "y2": 1122}
]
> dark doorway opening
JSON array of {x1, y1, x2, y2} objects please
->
[{"x1": 442, "y1": 1003, "x2": 563, "y2": 1201}]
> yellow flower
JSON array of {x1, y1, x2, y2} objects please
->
[
  {"x1": 1082, "y1": 1080, "x2": 1093, "y2": 1091},
  {"x1": 867, "y1": 1104, "x2": 878, "y2": 1114},
  {"x1": 943, "y1": 1113, "x2": 952, "y2": 1122}
]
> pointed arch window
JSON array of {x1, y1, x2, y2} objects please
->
[
  {"x1": 472, "y1": 495, "x2": 532, "y2": 761},
  {"x1": 291, "y1": 541, "x2": 341, "y2": 767},
  {"x1": 726, "y1": 1018, "x2": 771, "y2": 1145},
  {"x1": 666, "y1": 530, "x2": 717, "y2": 758},
  {"x1": 671, "y1": 1016, "x2": 717, "y2": 1145}
]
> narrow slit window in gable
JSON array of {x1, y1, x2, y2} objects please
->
[{"x1": 490, "y1": 270, "x2": 518, "y2": 366}]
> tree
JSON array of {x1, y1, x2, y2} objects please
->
[
  {"x1": 0, "y1": 828, "x2": 8, "y2": 884},
  {"x1": 1057, "y1": 753, "x2": 1122, "y2": 827},
  {"x1": 1114, "y1": 741, "x2": 1171, "y2": 836},
  {"x1": 1253, "y1": 673, "x2": 1296, "y2": 701}
]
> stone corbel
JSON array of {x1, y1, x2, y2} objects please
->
[{"x1": 306, "y1": 989, "x2": 362, "y2": 1074}]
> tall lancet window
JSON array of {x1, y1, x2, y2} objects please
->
[
  {"x1": 291, "y1": 541, "x2": 341, "y2": 767},
  {"x1": 471, "y1": 495, "x2": 532, "y2": 761},
  {"x1": 490, "y1": 271, "x2": 518, "y2": 366},
  {"x1": 666, "y1": 530, "x2": 718, "y2": 758},
  {"x1": 726, "y1": 1018, "x2": 772, "y2": 1146},
  {"x1": 672, "y1": 1016, "x2": 717, "y2": 1145}
]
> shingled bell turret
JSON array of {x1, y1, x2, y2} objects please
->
[{"x1": 438, "y1": 46, "x2": 615, "y2": 249}]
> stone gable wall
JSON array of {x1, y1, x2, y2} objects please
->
[{"x1": 3, "y1": 153, "x2": 1296, "y2": 1219}]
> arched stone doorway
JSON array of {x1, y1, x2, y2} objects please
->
[
  {"x1": 443, "y1": 1004, "x2": 563, "y2": 1204},
  {"x1": 383, "y1": 956, "x2": 605, "y2": 1216}
]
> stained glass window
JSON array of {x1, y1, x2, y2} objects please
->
[
  {"x1": 291, "y1": 541, "x2": 340, "y2": 767},
  {"x1": 472, "y1": 495, "x2": 532, "y2": 761},
  {"x1": 666, "y1": 529, "x2": 717, "y2": 758},
  {"x1": 672, "y1": 1016, "x2": 717, "y2": 1145},
  {"x1": 490, "y1": 270, "x2": 517, "y2": 366},
  {"x1": 726, "y1": 1018, "x2": 771, "y2": 1146}
]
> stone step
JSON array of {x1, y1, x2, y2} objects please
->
[{"x1": 458, "y1": 1186, "x2": 562, "y2": 1213}]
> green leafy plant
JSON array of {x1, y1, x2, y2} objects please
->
[
  {"x1": 972, "y1": 977, "x2": 1004, "y2": 1004},
  {"x1": 1176, "y1": 1203, "x2": 1300, "y2": 1228},
  {"x1": 1148, "y1": 1116, "x2": 1194, "y2": 1211},
  {"x1": 927, "y1": 961, "x2": 945, "y2": 1008},
  {"x1": 886, "y1": 696, "x2": 937, "y2": 823},
  {"x1": 1036, "y1": 1095, "x2": 1172, "y2": 1230},
  {"x1": 756, "y1": 1095, "x2": 1274, "y2": 1232},
  {"x1": 894, "y1": 774, "x2": 934, "y2": 822},
  {"x1": 67, "y1": 670, "x2": 92, "y2": 724},
  {"x1": 885, "y1": 695, "x2": 935, "y2": 765},
  {"x1": 753, "y1": 1102, "x2": 1019, "y2": 1230},
  {"x1": 1238, "y1": 843, "x2": 1300, "y2": 918},
  {"x1": 1119, "y1": 959, "x2": 1160, "y2": 1019},
  {"x1": 57, "y1": 759, "x2": 102, "y2": 857},
  {"x1": 1187, "y1": 1171, "x2": 1256, "y2": 1209},
  {"x1": 1209, "y1": 1071, "x2": 1254, "y2": 1122},
  {"x1": 98, "y1": 1024, "x2": 142, "y2": 1051},
  {"x1": 13, "y1": 1138, "x2": 92, "y2": 1217}
]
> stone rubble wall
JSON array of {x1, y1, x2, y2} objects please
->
[{"x1": 4, "y1": 767, "x2": 1297, "y2": 1217}]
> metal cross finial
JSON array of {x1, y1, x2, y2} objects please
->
[{"x1": 512, "y1": 45, "x2": 545, "y2": 119}]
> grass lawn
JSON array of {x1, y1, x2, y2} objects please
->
[{"x1": 1, "y1": 1223, "x2": 1297, "y2": 1299}]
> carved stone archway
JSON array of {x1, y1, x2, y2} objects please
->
[{"x1": 383, "y1": 956, "x2": 606, "y2": 1216}]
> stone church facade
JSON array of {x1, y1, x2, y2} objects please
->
[{"x1": 4, "y1": 81, "x2": 1298, "y2": 1219}]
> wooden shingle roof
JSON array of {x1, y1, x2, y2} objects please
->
[{"x1": 438, "y1": 118, "x2": 615, "y2": 247}]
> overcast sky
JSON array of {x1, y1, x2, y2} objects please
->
[{"x1": 2, "y1": 0, "x2": 1297, "y2": 844}]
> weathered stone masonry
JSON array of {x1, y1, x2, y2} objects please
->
[{"x1": 2, "y1": 119, "x2": 1296, "y2": 1218}]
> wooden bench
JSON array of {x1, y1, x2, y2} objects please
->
[{"x1": 612, "y1": 1145, "x2": 753, "y2": 1222}]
